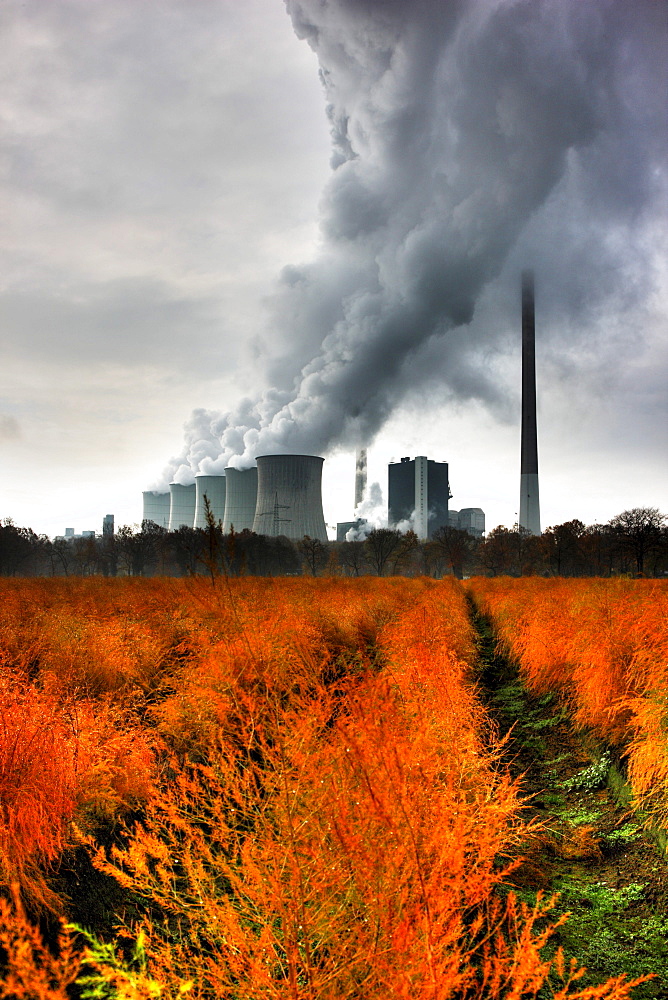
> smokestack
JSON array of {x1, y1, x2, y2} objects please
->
[
  {"x1": 354, "y1": 448, "x2": 367, "y2": 510},
  {"x1": 222, "y1": 467, "x2": 258, "y2": 533},
  {"x1": 519, "y1": 270, "x2": 541, "y2": 535},
  {"x1": 253, "y1": 454, "x2": 327, "y2": 542},
  {"x1": 194, "y1": 474, "x2": 226, "y2": 529}
]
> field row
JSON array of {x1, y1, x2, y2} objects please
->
[
  {"x1": 0, "y1": 575, "x2": 660, "y2": 997},
  {"x1": 467, "y1": 577, "x2": 668, "y2": 830}
]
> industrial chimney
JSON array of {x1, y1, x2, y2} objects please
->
[
  {"x1": 194, "y1": 474, "x2": 226, "y2": 529},
  {"x1": 222, "y1": 467, "x2": 258, "y2": 533},
  {"x1": 142, "y1": 490, "x2": 170, "y2": 529},
  {"x1": 253, "y1": 454, "x2": 328, "y2": 542},
  {"x1": 354, "y1": 448, "x2": 367, "y2": 510},
  {"x1": 168, "y1": 483, "x2": 196, "y2": 531},
  {"x1": 519, "y1": 270, "x2": 541, "y2": 535}
]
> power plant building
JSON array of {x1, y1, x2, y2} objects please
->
[
  {"x1": 168, "y1": 483, "x2": 196, "y2": 531},
  {"x1": 253, "y1": 454, "x2": 327, "y2": 542},
  {"x1": 222, "y1": 467, "x2": 258, "y2": 533},
  {"x1": 336, "y1": 518, "x2": 367, "y2": 542},
  {"x1": 388, "y1": 456, "x2": 450, "y2": 541},
  {"x1": 449, "y1": 508, "x2": 485, "y2": 537},
  {"x1": 142, "y1": 490, "x2": 170, "y2": 529},
  {"x1": 194, "y1": 474, "x2": 226, "y2": 529}
]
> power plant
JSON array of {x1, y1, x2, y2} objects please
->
[
  {"x1": 143, "y1": 449, "x2": 489, "y2": 544},
  {"x1": 519, "y1": 269, "x2": 541, "y2": 535},
  {"x1": 139, "y1": 276, "x2": 540, "y2": 542},
  {"x1": 253, "y1": 454, "x2": 327, "y2": 542}
]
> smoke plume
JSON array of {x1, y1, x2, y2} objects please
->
[{"x1": 163, "y1": 0, "x2": 665, "y2": 485}]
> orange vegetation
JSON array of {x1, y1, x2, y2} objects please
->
[
  {"x1": 467, "y1": 576, "x2": 668, "y2": 829},
  {"x1": 0, "y1": 575, "x2": 650, "y2": 997}
]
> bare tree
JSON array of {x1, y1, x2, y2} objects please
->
[
  {"x1": 364, "y1": 528, "x2": 403, "y2": 576},
  {"x1": 338, "y1": 541, "x2": 366, "y2": 577},
  {"x1": 432, "y1": 525, "x2": 478, "y2": 580},
  {"x1": 609, "y1": 507, "x2": 666, "y2": 576},
  {"x1": 298, "y1": 535, "x2": 328, "y2": 576}
]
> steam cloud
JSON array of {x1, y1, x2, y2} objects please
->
[{"x1": 163, "y1": 0, "x2": 665, "y2": 486}]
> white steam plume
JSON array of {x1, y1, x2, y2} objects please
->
[{"x1": 162, "y1": 0, "x2": 666, "y2": 487}]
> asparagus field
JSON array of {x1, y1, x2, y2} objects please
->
[{"x1": 0, "y1": 575, "x2": 664, "y2": 998}]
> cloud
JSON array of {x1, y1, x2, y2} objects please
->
[
  {"x1": 0, "y1": 416, "x2": 21, "y2": 442},
  {"x1": 161, "y1": 0, "x2": 665, "y2": 485}
]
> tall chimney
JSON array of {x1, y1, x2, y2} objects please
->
[
  {"x1": 354, "y1": 448, "x2": 367, "y2": 510},
  {"x1": 519, "y1": 270, "x2": 541, "y2": 535}
]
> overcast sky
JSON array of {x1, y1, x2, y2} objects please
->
[{"x1": 1, "y1": 0, "x2": 666, "y2": 540}]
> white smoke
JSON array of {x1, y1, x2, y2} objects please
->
[
  {"x1": 159, "y1": 0, "x2": 665, "y2": 488},
  {"x1": 346, "y1": 480, "x2": 387, "y2": 539}
]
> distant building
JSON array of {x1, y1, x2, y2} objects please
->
[
  {"x1": 102, "y1": 514, "x2": 114, "y2": 538},
  {"x1": 336, "y1": 518, "x2": 367, "y2": 542},
  {"x1": 448, "y1": 508, "x2": 485, "y2": 537},
  {"x1": 55, "y1": 527, "x2": 98, "y2": 541},
  {"x1": 388, "y1": 456, "x2": 450, "y2": 541}
]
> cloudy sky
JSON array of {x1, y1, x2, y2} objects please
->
[{"x1": 1, "y1": 0, "x2": 666, "y2": 540}]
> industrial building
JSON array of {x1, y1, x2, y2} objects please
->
[
  {"x1": 388, "y1": 456, "x2": 450, "y2": 541},
  {"x1": 222, "y1": 467, "x2": 258, "y2": 533},
  {"x1": 336, "y1": 518, "x2": 367, "y2": 542},
  {"x1": 449, "y1": 508, "x2": 485, "y2": 537},
  {"x1": 194, "y1": 474, "x2": 226, "y2": 528},
  {"x1": 168, "y1": 483, "x2": 196, "y2": 531},
  {"x1": 142, "y1": 490, "x2": 170, "y2": 528},
  {"x1": 253, "y1": 454, "x2": 327, "y2": 542}
]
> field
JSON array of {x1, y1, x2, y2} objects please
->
[{"x1": 0, "y1": 575, "x2": 665, "y2": 998}]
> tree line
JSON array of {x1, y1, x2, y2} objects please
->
[{"x1": 0, "y1": 507, "x2": 665, "y2": 579}]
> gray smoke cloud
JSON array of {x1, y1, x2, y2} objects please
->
[{"x1": 163, "y1": 0, "x2": 666, "y2": 486}]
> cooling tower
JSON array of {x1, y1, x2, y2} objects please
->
[
  {"x1": 222, "y1": 466, "x2": 258, "y2": 533},
  {"x1": 142, "y1": 490, "x2": 170, "y2": 529},
  {"x1": 168, "y1": 483, "x2": 196, "y2": 531},
  {"x1": 253, "y1": 454, "x2": 327, "y2": 542},
  {"x1": 519, "y1": 270, "x2": 541, "y2": 535},
  {"x1": 194, "y1": 474, "x2": 226, "y2": 529},
  {"x1": 354, "y1": 448, "x2": 367, "y2": 509}
]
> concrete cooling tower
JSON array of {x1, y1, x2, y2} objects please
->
[
  {"x1": 142, "y1": 490, "x2": 170, "y2": 528},
  {"x1": 222, "y1": 467, "x2": 258, "y2": 533},
  {"x1": 253, "y1": 454, "x2": 327, "y2": 543},
  {"x1": 168, "y1": 483, "x2": 196, "y2": 531},
  {"x1": 194, "y1": 474, "x2": 226, "y2": 529}
]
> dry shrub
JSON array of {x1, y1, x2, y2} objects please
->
[
  {"x1": 80, "y1": 579, "x2": 646, "y2": 998},
  {"x1": 625, "y1": 687, "x2": 668, "y2": 828},
  {"x1": 0, "y1": 576, "x2": 655, "y2": 997},
  {"x1": 0, "y1": 674, "x2": 155, "y2": 910},
  {"x1": 0, "y1": 886, "x2": 80, "y2": 999},
  {"x1": 0, "y1": 679, "x2": 79, "y2": 910}
]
